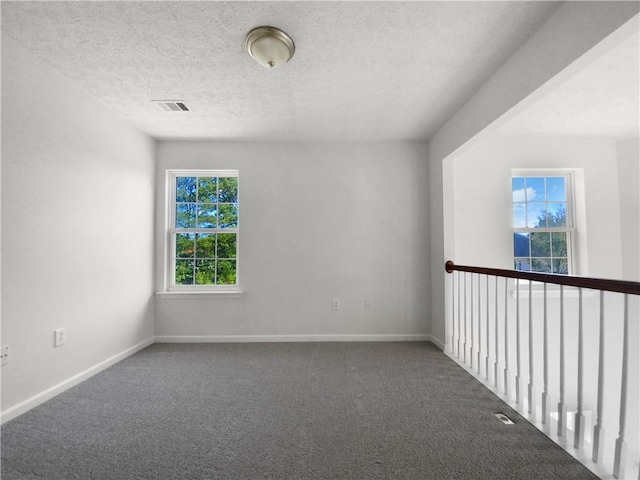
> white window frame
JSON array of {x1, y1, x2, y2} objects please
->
[
  {"x1": 511, "y1": 169, "x2": 576, "y2": 277},
  {"x1": 163, "y1": 169, "x2": 240, "y2": 295}
]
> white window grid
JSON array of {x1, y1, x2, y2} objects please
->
[
  {"x1": 511, "y1": 170, "x2": 575, "y2": 276},
  {"x1": 166, "y1": 169, "x2": 239, "y2": 291}
]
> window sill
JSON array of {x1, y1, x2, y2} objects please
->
[{"x1": 156, "y1": 291, "x2": 244, "y2": 299}]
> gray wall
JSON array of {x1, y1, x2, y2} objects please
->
[
  {"x1": 1, "y1": 38, "x2": 156, "y2": 417},
  {"x1": 428, "y1": 2, "x2": 639, "y2": 346},
  {"x1": 617, "y1": 137, "x2": 640, "y2": 282},
  {"x1": 154, "y1": 141, "x2": 430, "y2": 341},
  {"x1": 451, "y1": 134, "x2": 627, "y2": 280}
]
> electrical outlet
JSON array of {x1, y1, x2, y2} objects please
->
[
  {"x1": 54, "y1": 328, "x2": 66, "y2": 347},
  {"x1": 364, "y1": 300, "x2": 371, "y2": 310},
  {"x1": 332, "y1": 299, "x2": 340, "y2": 311},
  {"x1": 1, "y1": 346, "x2": 9, "y2": 366}
]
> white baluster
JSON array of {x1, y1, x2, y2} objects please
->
[
  {"x1": 457, "y1": 271, "x2": 461, "y2": 358},
  {"x1": 477, "y1": 274, "x2": 482, "y2": 374},
  {"x1": 574, "y1": 288, "x2": 585, "y2": 450},
  {"x1": 494, "y1": 276, "x2": 499, "y2": 389},
  {"x1": 528, "y1": 280, "x2": 535, "y2": 420},
  {"x1": 541, "y1": 283, "x2": 551, "y2": 429},
  {"x1": 516, "y1": 279, "x2": 522, "y2": 406},
  {"x1": 450, "y1": 272, "x2": 455, "y2": 355},
  {"x1": 470, "y1": 273, "x2": 474, "y2": 369},
  {"x1": 485, "y1": 275, "x2": 490, "y2": 381},
  {"x1": 613, "y1": 294, "x2": 629, "y2": 479},
  {"x1": 503, "y1": 277, "x2": 510, "y2": 398},
  {"x1": 592, "y1": 291, "x2": 605, "y2": 463},
  {"x1": 558, "y1": 285, "x2": 566, "y2": 438},
  {"x1": 463, "y1": 272, "x2": 467, "y2": 364}
]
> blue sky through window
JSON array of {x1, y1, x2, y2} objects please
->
[{"x1": 512, "y1": 176, "x2": 566, "y2": 228}]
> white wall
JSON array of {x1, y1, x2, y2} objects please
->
[
  {"x1": 429, "y1": 3, "x2": 639, "y2": 346},
  {"x1": 451, "y1": 134, "x2": 623, "y2": 279},
  {"x1": 155, "y1": 141, "x2": 430, "y2": 341},
  {"x1": 1, "y1": 38, "x2": 156, "y2": 419},
  {"x1": 616, "y1": 137, "x2": 640, "y2": 282}
]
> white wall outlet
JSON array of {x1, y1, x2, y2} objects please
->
[
  {"x1": 332, "y1": 299, "x2": 340, "y2": 311},
  {"x1": 54, "y1": 328, "x2": 66, "y2": 347},
  {"x1": 364, "y1": 300, "x2": 371, "y2": 310},
  {"x1": 1, "y1": 346, "x2": 9, "y2": 366}
]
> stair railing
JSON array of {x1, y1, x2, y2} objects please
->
[{"x1": 445, "y1": 260, "x2": 640, "y2": 480}]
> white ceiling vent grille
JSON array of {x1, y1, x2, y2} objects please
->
[{"x1": 152, "y1": 100, "x2": 190, "y2": 112}]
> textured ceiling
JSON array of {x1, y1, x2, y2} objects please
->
[
  {"x1": 1, "y1": 1, "x2": 564, "y2": 141},
  {"x1": 499, "y1": 32, "x2": 640, "y2": 139}
]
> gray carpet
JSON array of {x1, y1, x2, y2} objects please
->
[{"x1": 1, "y1": 342, "x2": 598, "y2": 479}]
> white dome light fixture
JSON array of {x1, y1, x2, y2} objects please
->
[{"x1": 245, "y1": 26, "x2": 295, "y2": 69}]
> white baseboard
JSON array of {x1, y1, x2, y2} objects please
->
[
  {"x1": 1, "y1": 337, "x2": 154, "y2": 424},
  {"x1": 428, "y1": 334, "x2": 446, "y2": 351},
  {"x1": 155, "y1": 334, "x2": 431, "y2": 343}
]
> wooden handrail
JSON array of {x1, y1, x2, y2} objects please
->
[{"x1": 445, "y1": 261, "x2": 640, "y2": 296}]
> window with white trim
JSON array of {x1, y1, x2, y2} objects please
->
[
  {"x1": 167, "y1": 170, "x2": 238, "y2": 290},
  {"x1": 512, "y1": 172, "x2": 574, "y2": 275}
]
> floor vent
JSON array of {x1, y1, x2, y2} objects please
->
[
  {"x1": 494, "y1": 412, "x2": 515, "y2": 425},
  {"x1": 152, "y1": 100, "x2": 190, "y2": 112}
]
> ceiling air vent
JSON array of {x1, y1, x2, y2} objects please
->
[{"x1": 152, "y1": 100, "x2": 190, "y2": 112}]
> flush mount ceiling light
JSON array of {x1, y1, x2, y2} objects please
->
[{"x1": 245, "y1": 26, "x2": 295, "y2": 69}]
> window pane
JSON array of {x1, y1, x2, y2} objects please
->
[
  {"x1": 546, "y1": 203, "x2": 566, "y2": 227},
  {"x1": 552, "y1": 259, "x2": 569, "y2": 274},
  {"x1": 195, "y1": 260, "x2": 216, "y2": 285},
  {"x1": 514, "y1": 259, "x2": 530, "y2": 271},
  {"x1": 176, "y1": 177, "x2": 196, "y2": 202},
  {"x1": 527, "y1": 203, "x2": 547, "y2": 228},
  {"x1": 530, "y1": 232, "x2": 551, "y2": 257},
  {"x1": 171, "y1": 171, "x2": 240, "y2": 288},
  {"x1": 552, "y1": 232, "x2": 567, "y2": 257},
  {"x1": 175, "y1": 259, "x2": 194, "y2": 285},
  {"x1": 525, "y1": 177, "x2": 545, "y2": 201},
  {"x1": 198, "y1": 177, "x2": 217, "y2": 203},
  {"x1": 197, "y1": 204, "x2": 217, "y2": 228},
  {"x1": 512, "y1": 174, "x2": 572, "y2": 276},
  {"x1": 512, "y1": 203, "x2": 526, "y2": 228},
  {"x1": 218, "y1": 178, "x2": 238, "y2": 203},
  {"x1": 218, "y1": 203, "x2": 238, "y2": 228},
  {"x1": 195, "y1": 234, "x2": 216, "y2": 258},
  {"x1": 216, "y1": 260, "x2": 236, "y2": 284},
  {"x1": 217, "y1": 233, "x2": 237, "y2": 258},
  {"x1": 513, "y1": 233, "x2": 530, "y2": 257},
  {"x1": 176, "y1": 204, "x2": 196, "y2": 228},
  {"x1": 532, "y1": 258, "x2": 552, "y2": 273},
  {"x1": 512, "y1": 177, "x2": 526, "y2": 202},
  {"x1": 176, "y1": 233, "x2": 195, "y2": 258},
  {"x1": 546, "y1": 177, "x2": 566, "y2": 201}
]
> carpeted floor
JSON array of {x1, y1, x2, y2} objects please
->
[{"x1": 1, "y1": 342, "x2": 598, "y2": 479}]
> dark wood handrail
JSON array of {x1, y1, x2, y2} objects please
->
[{"x1": 445, "y1": 260, "x2": 640, "y2": 296}]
